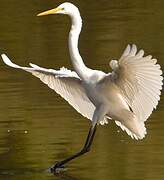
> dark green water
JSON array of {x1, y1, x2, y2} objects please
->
[{"x1": 0, "y1": 0, "x2": 163, "y2": 179}]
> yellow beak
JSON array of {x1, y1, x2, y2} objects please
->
[{"x1": 37, "y1": 7, "x2": 62, "y2": 16}]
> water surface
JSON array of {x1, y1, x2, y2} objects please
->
[{"x1": 0, "y1": 0, "x2": 164, "y2": 179}]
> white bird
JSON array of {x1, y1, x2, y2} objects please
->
[{"x1": 1, "y1": 2, "x2": 163, "y2": 173}]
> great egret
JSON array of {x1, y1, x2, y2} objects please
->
[{"x1": 1, "y1": 2, "x2": 163, "y2": 173}]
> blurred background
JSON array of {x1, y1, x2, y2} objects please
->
[{"x1": 0, "y1": 0, "x2": 163, "y2": 179}]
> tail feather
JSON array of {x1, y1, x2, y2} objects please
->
[{"x1": 115, "y1": 109, "x2": 147, "y2": 140}]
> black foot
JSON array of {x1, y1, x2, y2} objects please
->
[{"x1": 50, "y1": 162, "x2": 65, "y2": 174}]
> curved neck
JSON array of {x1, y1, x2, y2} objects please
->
[{"x1": 68, "y1": 12, "x2": 89, "y2": 80}]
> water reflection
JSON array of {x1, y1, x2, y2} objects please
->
[{"x1": 0, "y1": 0, "x2": 163, "y2": 180}]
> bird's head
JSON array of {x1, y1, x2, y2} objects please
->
[{"x1": 37, "y1": 2, "x2": 79, "y2": 17}]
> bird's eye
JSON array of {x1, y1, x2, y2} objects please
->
[{"x1": 61, "y1": 8, "x2": 65, "y2": 10}]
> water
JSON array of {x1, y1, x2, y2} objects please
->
[{"x1": 0, "y1": 0, "x2": 163, "y2": 179}]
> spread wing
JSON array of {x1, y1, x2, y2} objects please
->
[
  {"x1": 109, "y1": 44, "x2": 163, "y2": 123},
  {"x1": 1, "y1": 54, "x2": 97, "y2": 122}
]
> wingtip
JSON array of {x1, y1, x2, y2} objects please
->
[
  {"x1": 1, "y1": 53, "x2": 6, "y2": 57},
  {"x1": 122, "y1": 44, "x2": 131, "y2": 57},
  {"x1": 1, "y1": 54, "x2": 11, "y2": 65},
  {"x1": 1, "y1": 54, "x2": 20, "y2": 68},
  {"x1": 132, "y1": 44, "x2": 137, "y2": 49},
  {"x1": 1, "y1": 53, "x2": 7, "y2": 61}
]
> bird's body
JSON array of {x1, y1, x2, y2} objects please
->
[{"x1": 1, "y1": 2, "x2": 163, "y2": 172}]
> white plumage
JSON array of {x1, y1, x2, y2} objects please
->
[
  {"x1": 1, "y1": 43, "x2": 162, "y2": 140},
  {"x1": 2, "y1": 54, "x2": 110, "y2": 126},
  {"x1": 109, "y1": 45, "x2": 163, "y2": 121},
  {"x1": 1, "y1": 2, "x2": 163, "y2": 141},
  {"x1": 1, "y1": 54, "x2": 95, "y2": 120}
]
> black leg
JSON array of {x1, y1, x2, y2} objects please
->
[{"x1": 50, "y1": 124, "x2": 97, "y2": 173}]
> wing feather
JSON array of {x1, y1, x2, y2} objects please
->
[
  {"x1": 1, "y1": 54, "x2": 97, "y2": 122},
  {"x1": 110, "y1": 44, "x2": 163, "y2": 122}
]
